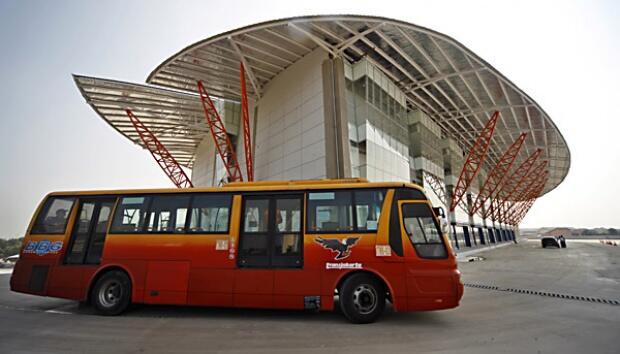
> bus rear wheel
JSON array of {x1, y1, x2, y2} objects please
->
[
  {"x1": 91, "y1": 270, "x2": 131, "y2": 316},
  {"x1": 339, "y1": 273, "x2": 385, "y2": 324}
]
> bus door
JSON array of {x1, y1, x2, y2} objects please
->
[
  {"x1": 398, "y1": 200, "x2": 454, "y2": 309},
  {"x1": 236, "y1": 194, "x2": 305, "y2": 308},
  {"x1": 48, "y1": 197, "x2": 116, "y2": 299},
  {"x1": 65, "y1": 197, "x2": 117, "y2": 265}
]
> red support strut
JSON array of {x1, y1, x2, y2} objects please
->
[
  {"x1": 450, "y1": 111, "x2": 500, "y2": 212},
  {"x1": 197, "y1": 81, "x2": 244, "y2": 182},
  {"x1": 424, "y1": 172, "x2": 468, "y2": 214},
  {"x1": 484, "y1": 148, "x2": 542, "y2": 222},
  {"x1": 494, "y1": 154, "x2": 545, "y2": 223},
  {"x1": 510, "y1": 176, "x2": 548, "y2": 225},
  {"x1": 240, "y1": 63, "x2": 254, "y2": 181},
  {"x1": 506, "y1": 171, "x2": 548, "y2": 224},
  {"x1": 469, "y1": 133, "x2": 527, "y2": 216},
  {"x1": 126, "y1": 109, "x2": 193, "y2": 188},
  {"x1": 502, "y1": 161, "x2": 548, "y2": 218}
]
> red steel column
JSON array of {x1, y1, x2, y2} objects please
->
[
  {"x1": 240, "y1": 63, "x2": 254, "y2": 181},
  {"x1": 469, "y1": 133, "x2": 527, "y2": 216},
  {"x1": 197, "y1": 81, "x2": 244, "y2": 182},
  {"x1": 508, "y1": 175, "x2": 547, "y2": 225},
  {"x1": 502, "y1": 161, "x2": 548, "y2": 218},
  {"x1": 506, "y1": 172, "x2": 549, "y2": 224},
  {"x1": 126, "y1": 109, "x2": 193, "y2": 188},
  {"x1": 497, "y1": 159, "x2": 547, "y2": 221},
  {"x1": 450, "y1": 111, "x2": 500, "y2": 212},
  {"x1": 486, "y1": 148, "x2": 543, "y2": 222},
  {"x1": 424, "y1": 172, "x2": 468, "y2": 213}
]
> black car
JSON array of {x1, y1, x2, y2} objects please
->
[{"x1": 541, "y1": 236, "x2": 567, "y2": 248}]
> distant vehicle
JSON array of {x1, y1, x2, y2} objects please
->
[
  {"x1": 558, "y1": 235, "x2": 567, "y2": 248},
  {"x1": 541, "y1": 236, "x2": 561, "y2": 248},
  {"x1": 10, "y1": 179, "x2": 463, "y2": 324},
  {"x1": 5, "y1": 254, "x2": 19, "y2": 263}
]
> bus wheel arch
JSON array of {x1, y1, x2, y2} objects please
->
[
  {"x1": 87, "y1": 266, "x2": 134, "y2": 315},
  {"x1": 335, "y1": 270, "x2": 393, "y2": 301},
  {"x1": 335, "y1": 270, "x2": 389, "y2": 324}
]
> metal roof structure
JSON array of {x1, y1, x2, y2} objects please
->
[
  {"x1": 76, "y1": 15, "x2": 570, "y2": 196},
  {"x1": 74, "y1": 75, "x2": 206, "y2": 168}
]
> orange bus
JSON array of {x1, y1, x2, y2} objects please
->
[{"x1": 11, "y1": 179, "x2": 463, "y2": 323}]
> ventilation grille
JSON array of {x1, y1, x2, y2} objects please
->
[{"x1": 28, "y1": 265, "x2": 49, "y2": 293}]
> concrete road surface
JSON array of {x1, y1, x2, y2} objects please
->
[{"x1": 0, "y1": 241, "x2": 618, "y2": 354}]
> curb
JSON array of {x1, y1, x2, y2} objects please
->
[{"x1": 456, "y1": 241, "x2": 514, "y2": 259}]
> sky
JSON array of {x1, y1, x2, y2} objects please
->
[{"x1": 0, "y1": 0, "x2": 618, "y2": 238}]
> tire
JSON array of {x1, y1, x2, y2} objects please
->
[
  {"x1": 339, "y1": 273, "x2": 385, "y2": 324},
  {"x1": 90, "y1": 270, "x2": 132, "y2": 316}
]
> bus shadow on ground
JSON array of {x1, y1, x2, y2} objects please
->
[{"x1": 69, "y1": 299, "x2": 448, "y2": 325}]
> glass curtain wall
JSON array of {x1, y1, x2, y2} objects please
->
[{"x1": 344, "y1": 59, "x2": 410, "y2": 182}]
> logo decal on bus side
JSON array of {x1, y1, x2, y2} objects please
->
[
  {"x1": 325, "y1": 262, "x2": 362, "y2": 270},
  {"x1": 314, "y1": 236, "x2": 360, "y2": 260},
  {"x1": 23, "y1": 240, "x2": 63, "y2": 256}
]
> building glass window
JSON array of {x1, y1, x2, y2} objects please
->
[{"x1": 344, "y1": 59, "x2": 410, "y2": 183}]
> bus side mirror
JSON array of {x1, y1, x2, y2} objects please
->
[{"x1": 433, "y1": 207, "x2": 445, "y2": 219}]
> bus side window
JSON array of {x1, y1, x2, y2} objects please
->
[
  {"x1": 306, "y1": 191, "x2": 353, "y2": 232},
  {"x1": 354, "y1": 190, "x2": 386, "y2": 231},
  {"x1": 243, "y1": 199, "x2": 270, "y2": 234},
  {"x1": 110, "y1": 196, "x2": 150, "y2": 233},
  {"x1": 187, "y1": 194, "x2": 232, "y2": 233},
  {"x1": 146, "y1": 195, "x2": 190, "y2": 233},
  {"x1": 31, "y1": 197, "x2": 76, "y2": 234}
]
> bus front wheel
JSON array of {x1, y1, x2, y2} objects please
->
[
  {"x1": 91, "y1": 270, "x2": 132, "y2": 316},
  {"x1": 339, "y1": 273, "x2": 385, "y2": 324}
]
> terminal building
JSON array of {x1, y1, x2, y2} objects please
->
[{"x1": 74, "y1": 15, "x2": 570, "y2": 250}]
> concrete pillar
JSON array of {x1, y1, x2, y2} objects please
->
[
  {"x1": 321, "y1": 56, "x2": 352, "y2": 179},
  {"x1": 480, "y1": 202, "x2": 489, "y2": 244},
  {"x1": 466, "y1": 192, "x2": 477, "y2": 246},
  {"x1": 478, "y1": 226, "x2": 486, "y2": 245},
  {"x1": 463, "y1": 225, "x2": 472, "y2": 247},
  {"x1": 445, "y1": 183, "x2": 458, "y2": 249},
  {"x1": 412, "y1": 169, "x2": 424, "y2": 186}
]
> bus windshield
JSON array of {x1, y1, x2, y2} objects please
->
[{"x1": 402, "y1": 203, "x2": 447, "y2": 259}]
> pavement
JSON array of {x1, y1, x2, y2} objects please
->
[{"x1": 0, "y1": 240, "x2": 618, "y2": 354}]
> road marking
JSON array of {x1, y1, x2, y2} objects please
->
[
  {"x1": 0, "y1": 303, "x2": 77, "y2": 315},
  {"x1": 45, "y1": 309, "x2": 73, "y2": 315},
  {"x1": 464, "y1": 283, "x2": 620, "y2": 306}
]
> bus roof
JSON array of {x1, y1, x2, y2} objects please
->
[{"x1": 47, "y1": 179, "x2": 426, "y2": 196}]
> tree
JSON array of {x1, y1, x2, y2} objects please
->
[{"x1": 0, "y1": 238, "x2": 23, "y2": 259}]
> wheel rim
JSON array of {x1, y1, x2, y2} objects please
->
[
  {"x1": 98, "y1": 279, "x2": 122, "y2": 308},
  {"x1": 352, "y1": 284, "x2": 378, "y2": 315}
]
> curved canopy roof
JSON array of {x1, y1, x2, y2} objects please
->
[
  {"x1": 74, "y1": 75, "x2": 206, "y2": 168},
  {"x1": 146, "y1": 15, "x2": 569, "y2": 196},
  {"x1": 77, "y1": 15, "x2": 569, "y2": 196}
]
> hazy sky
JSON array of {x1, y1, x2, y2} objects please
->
[{"x1": 0, "y1": 0, "x2": 618, "y2": 238}]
